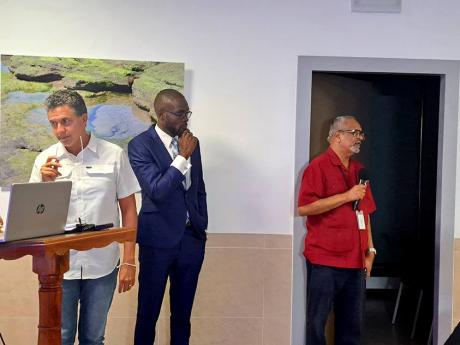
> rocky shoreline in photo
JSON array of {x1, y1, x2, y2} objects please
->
[{"x1": 0, "y1": 54, "x2": 184, "y2": 187}]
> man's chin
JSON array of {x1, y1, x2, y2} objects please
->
[
  {"x1": 178, "y1": 126, "x2": 188, "y2": 137},
  {"x1": 351, "y1": 146, "x2": 361, "y2": 154},
  {"x1": 59, "y1": 137, "x2": 73, "y2": 148}
]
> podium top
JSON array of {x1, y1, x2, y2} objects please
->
[{"x1": 0, "y1": 227, "x2": 136, "y2": 261}]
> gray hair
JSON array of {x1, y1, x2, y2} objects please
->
[
  {"x1": 45, "y1": 90, "x2": 87, "y2": 116},
  {"x1": 327, "y1": 115, "x2": 357, "y2": 142}
]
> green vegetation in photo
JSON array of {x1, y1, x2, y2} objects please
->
[
  {"x1": 1, "y1": 103, "x2": 55, "y2": 150},
  {"x1": 6, "y1": 149, "x2": 41, "y2": 184},
  {"x1": 1, "y1": 72, "x2": 52, "y2": 95},
  {"x1": 1, "y1": 54, "x2": 184, "y2": 187}
]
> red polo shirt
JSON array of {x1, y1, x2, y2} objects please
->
[{"x1": 298, "y1": 148, "x2": 376, "y2": 269}]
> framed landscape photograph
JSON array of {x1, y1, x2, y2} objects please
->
[{"x1": 0, "y1": 55, "x2": 184, "y2": 186}]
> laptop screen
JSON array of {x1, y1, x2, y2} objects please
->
[{"x1": 2, "y1": 181, "x2": 72, "y2": 242}]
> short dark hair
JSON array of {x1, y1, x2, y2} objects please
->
[
  {"x1": 45, "y1": 90, "x2": 87, "y2": 116},
  {"x1": 153, "y1": 89, "x2": 185, "y2": 115}
]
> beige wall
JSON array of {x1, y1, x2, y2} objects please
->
[
  {"x1": 4, "y1": 235, "x2": 460, "y2": 344},
  {"x1": 0, "y1": 234, "x2": 292, "y2": 345}
]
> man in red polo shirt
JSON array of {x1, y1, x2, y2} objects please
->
[{"x1": 298, "y1": 115, "x2": 377, "y2": 345}]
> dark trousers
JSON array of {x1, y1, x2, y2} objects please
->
[
  {"x1": 134, "y1": 228, "x2": 205, "y2": 345},
  {"x1": 306, "y1": 260, "x2": 365, "y2": 345}
]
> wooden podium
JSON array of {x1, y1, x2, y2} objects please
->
[{"x1": 0, "y1": 227, "x2": 135, "y2": 345}]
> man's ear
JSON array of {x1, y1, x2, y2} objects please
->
[
  {"x1": 150, "y1": 110, "x2": 158, "y2": 124},
  {"x1": 334, "y1": 132, "x2": 341, "y2": 143},
  {"x1": 156, "y1": 111, "x2": 165, "y2": 124}
]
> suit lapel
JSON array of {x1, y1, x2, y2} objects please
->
[
  {"x1": 149, "y1": 126, "x2": 187, "y2": 191},
  {"x1": 148, "y1": 126, "x2": 173, "y2": 166}
]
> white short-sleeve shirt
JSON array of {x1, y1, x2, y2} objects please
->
[{"x1": 30, "y1": 135, "x2": 140, "y2": 279}]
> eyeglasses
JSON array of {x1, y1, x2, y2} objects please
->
[
  {"x1": 166, "y1": 110, "x2": 192, "y2": 119},
  {"x1": 338, "y1": 129, "x2": 365, "y2": 139}
]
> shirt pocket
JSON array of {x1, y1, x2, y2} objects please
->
[
  {"x1": 311, "y1": 208, "x2": 356, "y2": 254},
  {"x1": 85, "y1": 164, "x2": 115, "y2": 178},
  {"x1": 317, "y1": 226, "x2": 355, "y2": 254},
  {"x1": 82, "y1": 164, "x2": 116, "y2": 197},
  {"x1": 324, "y1": 175, "x2": 347, "y2": 195}
]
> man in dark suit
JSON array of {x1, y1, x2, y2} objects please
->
[{"x1": 128, "y1": 89, "x2": 207, "y2": 345}]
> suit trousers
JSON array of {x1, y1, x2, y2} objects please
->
[
  {"x1": 306, "y1": 260, "x2": 366, "y2": 345},
  {"x1": 134, "y1": 228, "x2": 205, "y2": 345}
]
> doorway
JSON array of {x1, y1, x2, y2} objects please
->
[
  {"x1": 292, "y1": 57, "x2": 459, "y2": 345},
  {"x1": 311, "y1": 72, "x2": 439, "y2": 344}
]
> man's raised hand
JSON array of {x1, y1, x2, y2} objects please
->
[
  {"x1": 178, "y1": 129, "x2": 197, "y2": 159},
  {"x1": 40, "y1": 156, "x2": 62, "y2": 182}
]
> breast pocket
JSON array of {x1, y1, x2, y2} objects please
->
[
  {"x1": 324, "y1": 175, "x2": 347, "y2": 195},
  {"x1": 85, "y1": 164, "x2": 115, "y2": 178},
  {"x1": 83, "y1": 164, "x2": 116, "y2": 197}
]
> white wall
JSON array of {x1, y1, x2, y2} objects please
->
[{"x1": 1, "y1": 0, "x2": 460, "y2": 235}]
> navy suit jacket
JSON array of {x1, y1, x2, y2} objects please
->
[{"x1": 128, "y1": 126, "x2": 208, "y2": 248}]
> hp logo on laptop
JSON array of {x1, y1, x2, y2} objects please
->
[{"x1": 36, "y1": 204, "x2": 45, "y2": 215}]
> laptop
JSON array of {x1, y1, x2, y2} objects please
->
[{"x1": 0, "y1": 181, "x2": 72, "y2": 242}]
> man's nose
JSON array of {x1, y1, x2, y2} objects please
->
[{"x1": 55, "y1": 123, "x2": 66, "y2": 134}]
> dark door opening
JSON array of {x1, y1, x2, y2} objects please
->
[{"x1": 310, "y1": 72, "x2": 440, "y2": 345}]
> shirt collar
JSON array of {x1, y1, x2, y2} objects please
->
[
  {"x1": 327, "y1": 147, "x2": 359, "y2": 176},
  {"x1": 85, "y1": 134, "x2": 98, "y2": 154},
  {"x1": 326, "y1": 147, "x2": 343, "y2": 166},
  {"x1": 55, "y1": 133, "x2": 97, "y2": 158},
  {"x1": 55, "y1": 141, "x2": 67, "y2": 159},
  {"x1": 155, "y1": 125, "x2": 177, "y2": 149}
]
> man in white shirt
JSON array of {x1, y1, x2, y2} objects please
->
[{"x1": 29, "y1": 90, "x2": 140, "y2": 345}]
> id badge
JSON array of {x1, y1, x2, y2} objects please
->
[{"x1": 356, "y1": 210, "x2": 366, "y2": 230}]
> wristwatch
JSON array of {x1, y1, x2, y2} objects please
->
[{"x1": 367, "y1": 247, "x2": 377, "y2": 256}]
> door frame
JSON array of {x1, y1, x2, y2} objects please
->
[{"x1": 292, "y1": 56, "x2": 460, "y2": 345}]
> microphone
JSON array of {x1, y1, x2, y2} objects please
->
[
  {"x1": 353, "y1": 169, "x2": 370, "y2": 211},
  {"x1": 66, "y1": 222, "x2": 114, "y2": 233}
]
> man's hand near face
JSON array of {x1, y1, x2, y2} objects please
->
[
  {"x1": 178, "y1": 129, "x2": 198, "y2": 159},
  {"x1": 40, "y1": 156, "x2": 62, "y2": 182}
]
